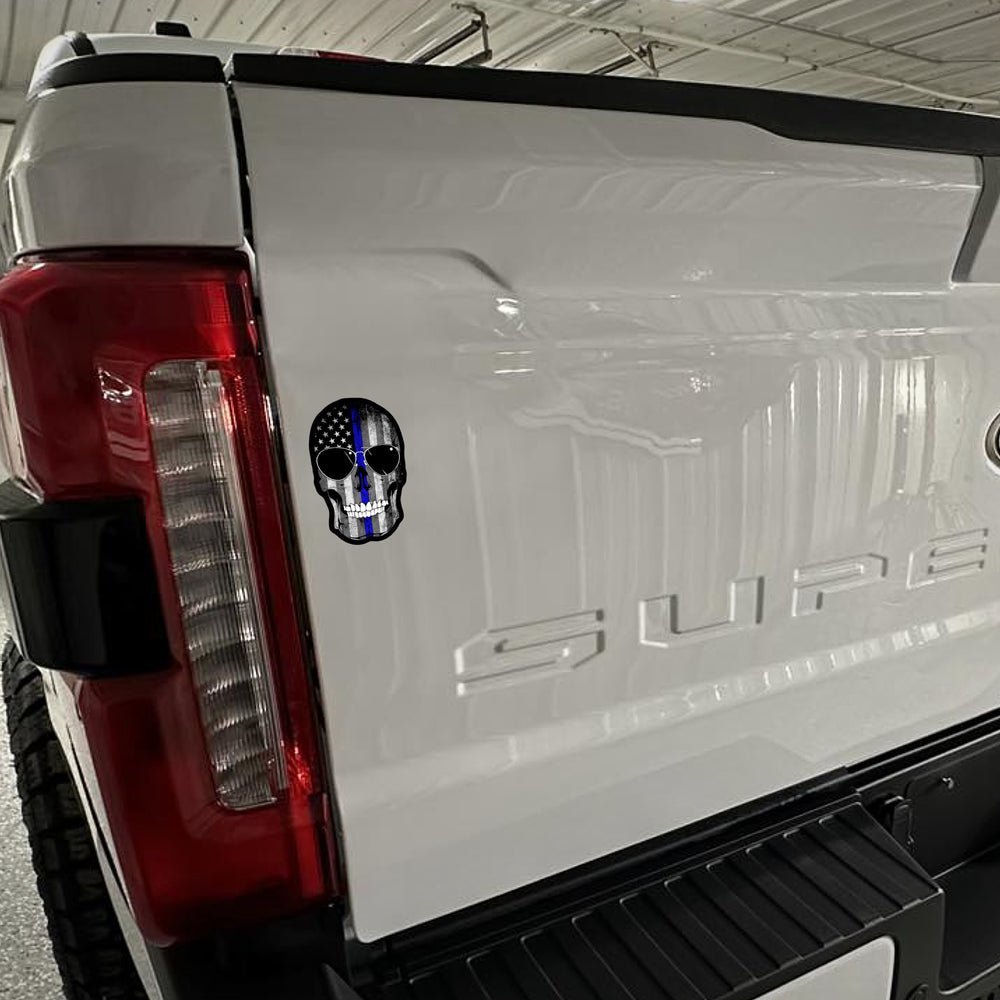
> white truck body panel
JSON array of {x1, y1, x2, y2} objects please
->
[
  {"x1": 1, "y1": 82, "x2": 243, "y2": 259},
  {"x1": 233, "y1": 82, "x2": 1000, "y2": 940}
]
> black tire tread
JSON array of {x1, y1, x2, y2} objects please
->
[{"x1": 2, "y1": 640, "x2": 147, "y2": 1000}]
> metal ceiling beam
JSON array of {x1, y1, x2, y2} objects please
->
[
  {"x1": 413, "y1": 4, "x2": 492, "y2": 67},
  {"x1": 484, "y1": 0, "x2": 1000, "y2": 108},
  {"x1": 590, "y1": 30, "x2": 661, "y2": 78},
  {"x1": 710, "y1": 3, "x2": 1000, "y2": 66}
]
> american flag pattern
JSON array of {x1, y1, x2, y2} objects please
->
[{"x1": 310, "y1": 397, "x2": 406, "y2": 543}]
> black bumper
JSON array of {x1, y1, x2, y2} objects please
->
[
  {"x1": 373, "y1": 798, "x2": 939, "y2": 1000},
  {"x1": 357, "y1": 710, "x2": 1000, "y2": 1000},
  {"x1": 136, "y1": 695, "x2": 1000, "y2": 1000}
]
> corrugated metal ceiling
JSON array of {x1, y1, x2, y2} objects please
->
[{"x1": 2, "y1": 0, "x2": 1000, "y2": 113}]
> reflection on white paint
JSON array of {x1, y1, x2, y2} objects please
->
[
  {"x1": 236, "y1": 85, "x2": 1000, "y2": 939},
  {"x1": 0, "y1": 123, "x2": 12, "y2": 164},
  {"x1": 347, "y1": 599, "x2": 1000, "y2": 813}
]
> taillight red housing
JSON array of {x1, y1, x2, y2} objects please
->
[
  {"x1": 0, "y1": 255, "x2": 335, "y2": 944},
  {"x1": 276, "y1": 46, "x2": 381, "y2": 61}
]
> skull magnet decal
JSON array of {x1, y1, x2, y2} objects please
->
[{"x1": 310, "y1": 398, "x2": 406, "y2": 543}]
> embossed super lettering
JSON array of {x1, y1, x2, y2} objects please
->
[
  {"x1": 454, "y1": 610, "x2": 605, "y2": 696},
  {"x1": 456, "y1": 529, "x2": 991, "y2": 693},
  {"x1": 639, "y1": 528, "x2": 989, "y2": 649},
  {"x1": 639, "y1": 578, "x2": 763, "y2": 649}
]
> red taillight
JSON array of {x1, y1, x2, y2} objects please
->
[
  {"x1": 276, "y1": 46, "x2": 381, "y2": 61},
  {"x1": 0, "y1": 256, "x2": 335, "y2": 944}
]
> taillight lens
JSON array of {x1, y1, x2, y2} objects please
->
[
  {"x1": 147, "y1": 362, "x2": 285, "y2": 809},
  {"x1": 276, "y1": 46, "x2": 380, "y2": 61},
  {"x1": 0, "y1": 256, "x2": 335, "y2": 944}
]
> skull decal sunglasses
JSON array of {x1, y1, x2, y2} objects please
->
[{"x1": 315, "y1": 444, "x2": 400, "y2": 481}]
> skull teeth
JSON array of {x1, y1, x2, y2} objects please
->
[{"x1": 346, "y1": 499, "x2": 389, "y2": 518}]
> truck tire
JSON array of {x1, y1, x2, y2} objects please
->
[{"x1": 2, "y1": 641, "x2": 147, "y2": 1000}]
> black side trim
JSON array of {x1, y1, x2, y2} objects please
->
[
  {"x1": 64, "y1": 31, "x2": 96, "y2": 57},
  {"x1": 228, "y1": 54, "x2": 1000, "y2": 156},
  {"x1": 954, "y1": 157, "x2": 1000, "y2": 281},
  {"x1": 0, "y1": 480, "x2": 169, "y2": 676},
  {"x1": 373, "y1": 802, "x2": 940, "y2": 1000},
  {"x1": 33, "y1": 52, "x2": 225, "y2": 92},
  {"x1": 225, "y1": 82, "x2": 256, "y2": 247}
]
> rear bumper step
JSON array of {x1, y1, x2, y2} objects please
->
[
  {"x1": 145, "y1": 710, "x2": 1000, "y2": 1000},
  {"x1": 372, "y1": 801, "x2": 941, "y2": 1000}
]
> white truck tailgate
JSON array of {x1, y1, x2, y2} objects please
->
[{"x1": 233, "y1": 74, "x2": 1000, "y2": 941}]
